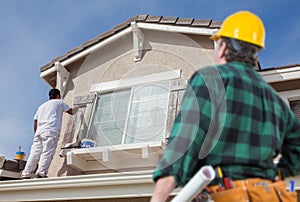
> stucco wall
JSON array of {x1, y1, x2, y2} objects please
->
[
  {"x1": 67, "y1": 30, "x2": 215, "y2": 96},
  {"x1": 48, "y1": 29, "x2": 216, "y2": 177}
]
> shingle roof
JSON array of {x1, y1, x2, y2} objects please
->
[
  {"x1": 40, "y1": 14, "x2": 222, "y2": 72},
  {"x1": 258, "y1": 63, "x2": 300, "y2": 72}
]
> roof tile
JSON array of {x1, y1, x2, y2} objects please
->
[
  {"x1": 40, "y1": 62, "x2": 54, "y2": 72},
  {"x1": 136, "y1": 15, "x2": 148, "y2": 22},
  {"x1": 191, "y1": 19, "x2": 212, "y2": 27},
  {"x1": 51, "y1": 54, "x2": 68, "y2": 63},
  {"x1": 176, "y1": 18, "x2": 194, "y2": 26},
  {"x1": 124, "y1": 16, "x2": 138, "y2": 24},
  {"x1": 67, "y1": 46, "x2": 84, "y2": 56},
  {"x1": 160, "y1": 16, "x2": 178, "y2": 24},
  {"x1": 112, "y1": 21, "x2": 129, "y2": 33},
  {"x1": 210, "y1": 20, "x2": 222, "y2": 28},
  {"x1": 82, "y1": 37, "x2": 101, "y2": 48},
  {"x1": 145, "y1": 16, "x2": 162, "y2": 23},
  {"x1": 97, "y1": 29, "x2": 115, "y2": 40},
  {"x1": 259, "y1": 64, "x2": 300, "y2": 71}
]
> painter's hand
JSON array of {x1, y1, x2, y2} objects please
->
[{"x1": 72, "y1": 106, "x2": 79, "y2": 114}]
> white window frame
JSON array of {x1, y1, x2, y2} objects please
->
[
  {"x1": 87, "y1": 70, "x2": 181, "y2": 147},
  {"x1": 66, "y1": 70, "x2": 182, "y2": 172},
  {"x1": 90, "y1": 70, "x2": 181, "y2": 93}
]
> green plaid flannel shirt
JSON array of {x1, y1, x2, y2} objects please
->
[{"x1": 153, "y1": 62, "x2": 300, "y2": 187}]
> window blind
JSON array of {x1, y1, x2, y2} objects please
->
[
  {"x1": 290, "y1": 100, "x2": 300, "y2": 120},
  {"x1": 88, "y1": 81, "x2": 170, "y2": 147},
  {"x1": 125, "y1": 82, "x2": 169, "y2": 144},
  {"x1": 90, "y1": 91, "x2": 130, "y2": 147}
]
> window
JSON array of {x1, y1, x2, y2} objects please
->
[
  {"x1": 88, "y1": 81, "x2": 170, "y2": 147},
  {"x1": 290, "y1": 99, "x2": 300, "y2": 120}
]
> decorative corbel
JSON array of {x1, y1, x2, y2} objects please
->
[
  {"x1": 131, "y1": 22, "x2": 144, "y2": 62},
  {"x1": 55, "y1": 62, "x2": 70, "y2": 96}
]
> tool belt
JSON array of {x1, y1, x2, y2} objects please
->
[{"x1": 203, "y1": 178, "x2": 297, "y2": 202}]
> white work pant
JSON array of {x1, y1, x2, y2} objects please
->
[{"x1": 22, "y1": 131, "x2": 59, "y2": 178}]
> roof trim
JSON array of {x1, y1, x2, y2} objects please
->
[
  {"x1": 39, "y1": 14, "x2": 299, "y2": 76},
  {"x1": 40, "y1": 14, "x2": 222, "y2": 72},
  {"x1": 259, "y1": 63, "x2": 300, "y2": 71},
  {"x1": 136, "y1": 22, "x2": 218, "y2": 35},
  {"x1": 259, "y1": 65, "x2": 300, "y2": 83},
  {"x1": 0, "y1": 171, "x2": 179, "y2": 201}
]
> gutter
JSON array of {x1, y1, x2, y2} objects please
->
[
  {"x1": 136, "y1": 22, "x2": 218, "y2": 35},
  {"x1": 260, "y1": 66, "x2": 300, "y2": 83},
  {"x1": 0, "y1": 170, "x2": 178, "y2": 201}
]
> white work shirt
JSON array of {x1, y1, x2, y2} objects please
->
[{"x1": 34, "y1": 99, "x2": 71, "y2": 136}]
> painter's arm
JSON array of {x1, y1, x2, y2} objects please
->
[
  {"x1": 150, "y1": 176, "x2": 176, "y2": 202},
  {"x1": 66, "y1": 106, "x2": 79, "y2": 115},
  {"x1": 33, "y1": 119, "x2": 37, "y2": 133}
]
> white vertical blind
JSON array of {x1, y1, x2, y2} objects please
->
[
  {"x1": 290, "y1": 100, "x2": 300, "y2": 120},
  {"x1": 90, "y1": 90, "x2": 130, "y2": 146},
  {"x1": 89, "y1": 81, "x2": 170, "y2": 147},
  {"x1": 125, "y1": 81, "x2": 170, "y2": 144}
]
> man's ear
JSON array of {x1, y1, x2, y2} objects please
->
[{"x1": 218, "y1": 41, "x2": 227, "y2": 59}]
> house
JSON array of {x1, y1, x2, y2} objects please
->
[{"x1": 0, "y1": 14, "x2": 299, "y2": 202}]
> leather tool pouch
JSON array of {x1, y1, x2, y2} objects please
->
[
  {"x1": 247, "y1": 181, "x2": 297, "y2": 202},
  {"x1": 210, "y1": 187, "x2": 246, "y2": 202},
  {"x1": 210, "y1": 180, "x2": 297, "y2": 202}
]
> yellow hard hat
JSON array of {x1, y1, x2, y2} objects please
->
[{"x1": 211, "y1": 11, "x2": 265, "y2": 48}]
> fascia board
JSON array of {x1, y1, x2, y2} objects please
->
[
  {"x1": 136, "y1": 22, "x2": 218, "y2": 35},
  {"x1": 0, "y1": 171, "x2": 179, "y2": 201},
  {"x1": 260, "y1": 66, "x2": 300, "y2": 83}
]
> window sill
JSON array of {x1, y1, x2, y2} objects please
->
[{"x1": 66, "y1": 141, "x2": 164, "y2": 172}]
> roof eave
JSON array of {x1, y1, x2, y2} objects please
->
[
  {"x1": 0, "y1": 171, "x2": 180, "y2": 201},
  {"x1": 40, "y1": 14, "x2": 221, "y2": 73},
  {"x1": 39, "y1": 15, "x2": 221, "y2": 89},
  {"x1": 260, "y1": 65, "x2": 300, "y2": 83}
]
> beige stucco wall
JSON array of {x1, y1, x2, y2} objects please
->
[
  {"x1": 48, "y1": 29, "x2": 216, "y2": 177},
  {"x1": 67, "y1": 30, "x2": 215, "y2": 96}
]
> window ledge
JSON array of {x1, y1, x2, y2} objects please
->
[{"x1": 66, "y1": 141, "x2": 164, "y2": 172}]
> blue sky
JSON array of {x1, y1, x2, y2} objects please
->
[{"x1": 0, "y1": 0, "x2": 299, "y2": 160}]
